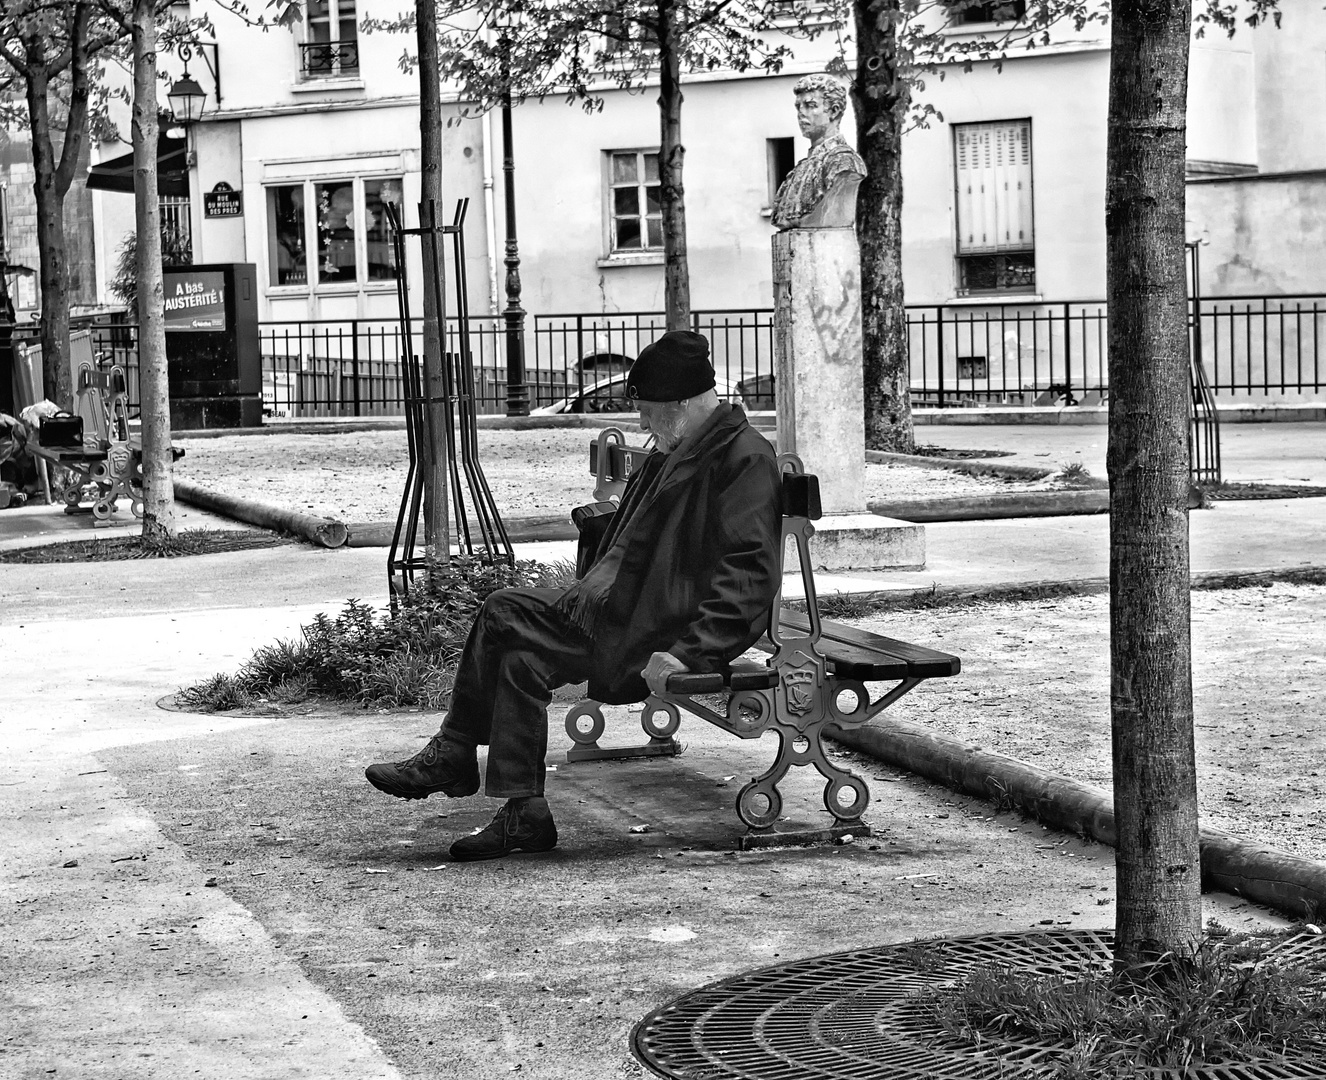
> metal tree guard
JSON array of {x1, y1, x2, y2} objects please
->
[
  {"x1": 1187, "y1": 241, "x2": 1222, "y2": 485},
  {"x1": 385, "y1": 198, "x2": 514, "y2": 598}
]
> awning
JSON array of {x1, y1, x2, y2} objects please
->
[{"x1": 86, "y1": 135, "x2": 189, "y2": 197}]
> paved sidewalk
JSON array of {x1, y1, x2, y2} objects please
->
[{"x1": 3, "y1": 421, "x2": 1322, "y2": 1079}]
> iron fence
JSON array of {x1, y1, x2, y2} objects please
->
[{"x1": 69, "y1": 294, "x2": 1326, "y2": 418}]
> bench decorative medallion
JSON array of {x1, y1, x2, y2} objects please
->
[{"x1": 565, "y1": 430, "x2": 962, "y2": 848}]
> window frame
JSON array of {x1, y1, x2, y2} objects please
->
[
  {"x1": 945, "y1": 0, "x2": 1027, "y2": 27},
  {"x1": 263, "y1": 173, "x2": 404, "y2": 294},
  {"x1": 301, "y1": 0, "x2": 359, "y2": 79},
  {"x1": 952, "y1": 118, "x2": 1037, "y2": 296},
  {"x1": 604, "y1": 149, "x2": 664, "y2": 257}
]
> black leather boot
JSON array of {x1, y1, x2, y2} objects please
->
[
  {"x1": 365, "y1": 732, "x2": 480, "y2": 800},
  {"x1": 449, "y1": 797, "x2": 558, "y2": 861}
]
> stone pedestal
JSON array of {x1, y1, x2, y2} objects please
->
[
  {"x1": 773, "y1": 227, "x2": 864, "y2": 515},
  {"x1": 774, "y1": 227, "x2": 925, "y2": 570},
  {"x1": 805, "y1": 514, "x2": 925, "y2": 571}
]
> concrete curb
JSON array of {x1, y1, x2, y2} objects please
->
[
  {"x1": 805, "y1": 565, "x2": 1326, "y2": 613},
  {"x1": 828, "y1": 717, "x2": 1326, "y2": 920},
  {"x1": 173, "y1": 479, "x2": 349, "y2": 548},
  {"x1": 866, "y1": 448, "x2": 1058, "y2": 481},
  {"x1": 870, "y1": 489, "x2": 1111, "y2": 522}
]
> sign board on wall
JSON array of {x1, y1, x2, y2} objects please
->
[
  {"x1": 163, "y1": 269, "x2": 227, "y2": 332},
  {"x1": 203, "y1": 181, "x2": 243, "y2": 218}
]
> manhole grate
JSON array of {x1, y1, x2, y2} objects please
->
[{"x1": 631, "y1": 929, "x2": 1326, "y2": 1080}]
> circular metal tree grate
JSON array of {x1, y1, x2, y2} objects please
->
[{"x1": 631, "y1": 929, "x2": 1326, "y2": 1080}]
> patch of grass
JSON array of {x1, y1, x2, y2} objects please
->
[
  {"x1": 178, "y1": 554, "x2": 567, "y2": 713},
  {"x1": 816, "y1": 592, "x2": 876, "y2": 619},
  {"x1": 931, "y1": 929, "x2": 1326, "y2": 1077},
  {"x1": 176, "y1": 673, "x2": 255, "y2": 712},
  {"x1": 0, "y1": 528, "x2": 288, "y2": 563},
  {"x1": 1055, "y1": 461, "x2": 1103, "y2": 489}
]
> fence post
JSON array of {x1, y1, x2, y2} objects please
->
[
  {"x1": 936, "y1": 305, "x2": 945, "y2": 408},
  {"x1": 1062, "y1": 302, "x2": 1073, "y2": 403},
  {"x1": 575, "y1": 315, "x2": 585, "y2": 395},
  {"x1": 351, "y1": 319, "x2": 362, "y2": 417}
]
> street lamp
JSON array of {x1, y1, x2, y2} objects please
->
[
  {"x1": 166, "y1": 72, "x2": 207, "y2": 126},
  {"x1": 493, "y1": 17, "x2": 530, "y2": 417}
]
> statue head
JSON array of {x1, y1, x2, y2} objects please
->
[{"x1": 793, "y1": 74, "x2": 847, "y2": 145}]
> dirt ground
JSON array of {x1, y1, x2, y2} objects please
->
[
  {"x1": 857, "y1": 582, "x2": 1326, "y2": 863},
  {"x1": 172, "y1": 427, "x2": 1079, "y2": 523}
]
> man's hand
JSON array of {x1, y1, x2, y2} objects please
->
[{"x1": 643, "y1": 651, "x2": 688, "y2": 696}]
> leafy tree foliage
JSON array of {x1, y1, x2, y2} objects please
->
[
  {"x1": 1, "y1": 1, "x2": 126, "y2": 407},
  {"x1": 368, "y1": 0, "x2": 833, "y2": 330}
]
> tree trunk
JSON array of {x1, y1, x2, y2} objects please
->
[
  {"x1": 131, "y1": 0, "x2": 176, "y2": 539},
  {"x1": 657, "y1": 0, "x2": 690, "y2": 332},
  {"x1": 1106, "y1": 0, "x2": 1200, "y2": 968},
  {"x1": 854, "y1": 0, "x2": 914, "y2": 454},
  {"x1": 416, "y1": 0, "x2": 450, "y2": 564},
  {"x1": 25, "y1": 61, "x2": 73, "y2": 409}
]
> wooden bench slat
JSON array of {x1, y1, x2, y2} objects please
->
[{"x1": 778, "y1": 610, "x2": 962, "y2": 678}]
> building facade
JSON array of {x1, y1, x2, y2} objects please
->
[{"x1": 80, "y1": 0, "x2": 1326, "y2": 404}]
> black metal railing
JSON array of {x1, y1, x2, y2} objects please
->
[
  {"x1": 79, "y1": 293, "x2": 1326, "y2": 419},
  {"x1": 299, "y1": 40, "x2": 359, "y2": 78}
]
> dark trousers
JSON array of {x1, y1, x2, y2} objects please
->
[{"x1": 440, "y1": 588, "x2": 595, "y2": 799}]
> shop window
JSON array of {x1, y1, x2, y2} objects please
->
[
  {"x1": 953, "y1": 119, "x2": 1035, "y2": 295},
  {"x1": 607, "y1": 150, "x2": 662, "y2": 253},
  {"x1": 363, "y1": 178, "x2": 403, "y2": 281},
  {"x1": 266, "y1": 184, "x2": 307, "y2": 286},
  {"x1": 266, "y1": 176, "x2": 402, "y2": 289},
  {"x1": 315, "y1": 180, "x2": 356, "y2": 284}
]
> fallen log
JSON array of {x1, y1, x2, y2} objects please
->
[{"x1": 173, "y1": 479, "x2": 348, "y2": 549}]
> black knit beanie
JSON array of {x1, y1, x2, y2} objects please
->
[{"x1": 627, "y1": 330, "x2": 716, "y2": 402}]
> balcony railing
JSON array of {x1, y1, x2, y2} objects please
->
[{"x1": 300, "y1": 40, "x2": 359, "y2": 78}]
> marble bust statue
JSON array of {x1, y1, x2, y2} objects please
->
[{"x1": 771, "y1": 74, "x2": 867, "y2": 231}]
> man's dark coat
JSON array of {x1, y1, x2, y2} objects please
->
[{"x1": 579, "y1": 404, "x2": 782, "y2": 704}]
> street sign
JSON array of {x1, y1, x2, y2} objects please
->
[{"x1": 203, "y1": 181, "x2": 243, "y2": 218}]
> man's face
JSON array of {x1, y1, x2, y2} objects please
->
[
  {"x1": 795, "y1": 92, "x2": 836, "y2": 144},
  {"x1": 638, "y1": 400, "x2": 688, "y2": 453}
]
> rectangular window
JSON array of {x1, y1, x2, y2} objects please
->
[
  {"x1": 608, "y1": 150, "x2": 662, "y2": 252},
  {"x1": 603, "y1": 13, "x2": 658, "y2": 53},
  {"x1": 363, "y1": 178, "x2": 403, "y2": 281},
  {"x1": 949, "y1": 0, "x2": 1026, "y2": 24},
  {"x1": 266, "y1": 184, "x2": 307, "y2": 286},
  {"x1": 314, "y1": 180, "x2": 357, "y2": 284},
  {"x1": 158, "y1": 195, "x2": 193, "y2": 266},
  {"x1": 266, "y1": 176, "x2": 403, "y2": 289},
  {"x1": 953, "y1": 119, "x2": 1035, "y2": 294},
  {"x1": 303, "y1": 0, "x2": 358, "y2": 76},
  {"x1": 767, "y1": 137, "x2": 796, "y2": 208}
]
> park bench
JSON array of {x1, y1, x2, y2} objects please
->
[{"x1": 564, "y1": 428, "x2": 962, "y2": 845}]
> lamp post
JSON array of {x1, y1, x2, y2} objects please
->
[
  {"x1": 166, "y1": 69, "x2": 207, "y2": 165},
  {"x1": 496, "y1": 26, "x2": 530, "y2": 417}
]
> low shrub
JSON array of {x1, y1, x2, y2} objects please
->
[{"x1": 180, "y1": 555, "x2": 576, "y2": 712}]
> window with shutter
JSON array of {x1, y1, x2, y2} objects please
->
[{"x1": 953, "y1": 119, "x2": 1036, "y2": 294}]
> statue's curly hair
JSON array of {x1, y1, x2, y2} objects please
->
[{"x1": 793, "y1": 74, "x2": 847, "y2": 121}]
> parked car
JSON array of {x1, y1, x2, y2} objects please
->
[{"x1": 531, "y1": 373, "x2": 741, "y2": 415}]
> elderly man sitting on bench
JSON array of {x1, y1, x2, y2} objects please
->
[{"x1": 366, "y1": 330, "x2": 784, "y2": 861}]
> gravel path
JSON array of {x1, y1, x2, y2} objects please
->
[
  {"x1": 173, "y1": 427, "x2": 1077, "y2": 524},
  {"x1": 864, "y1": 583, "x2": 1326, "y2": 864}
]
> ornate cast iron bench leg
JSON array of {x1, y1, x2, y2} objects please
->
[{"x1": 564, "y1": 697, "x2": 681, "y2": 762}]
